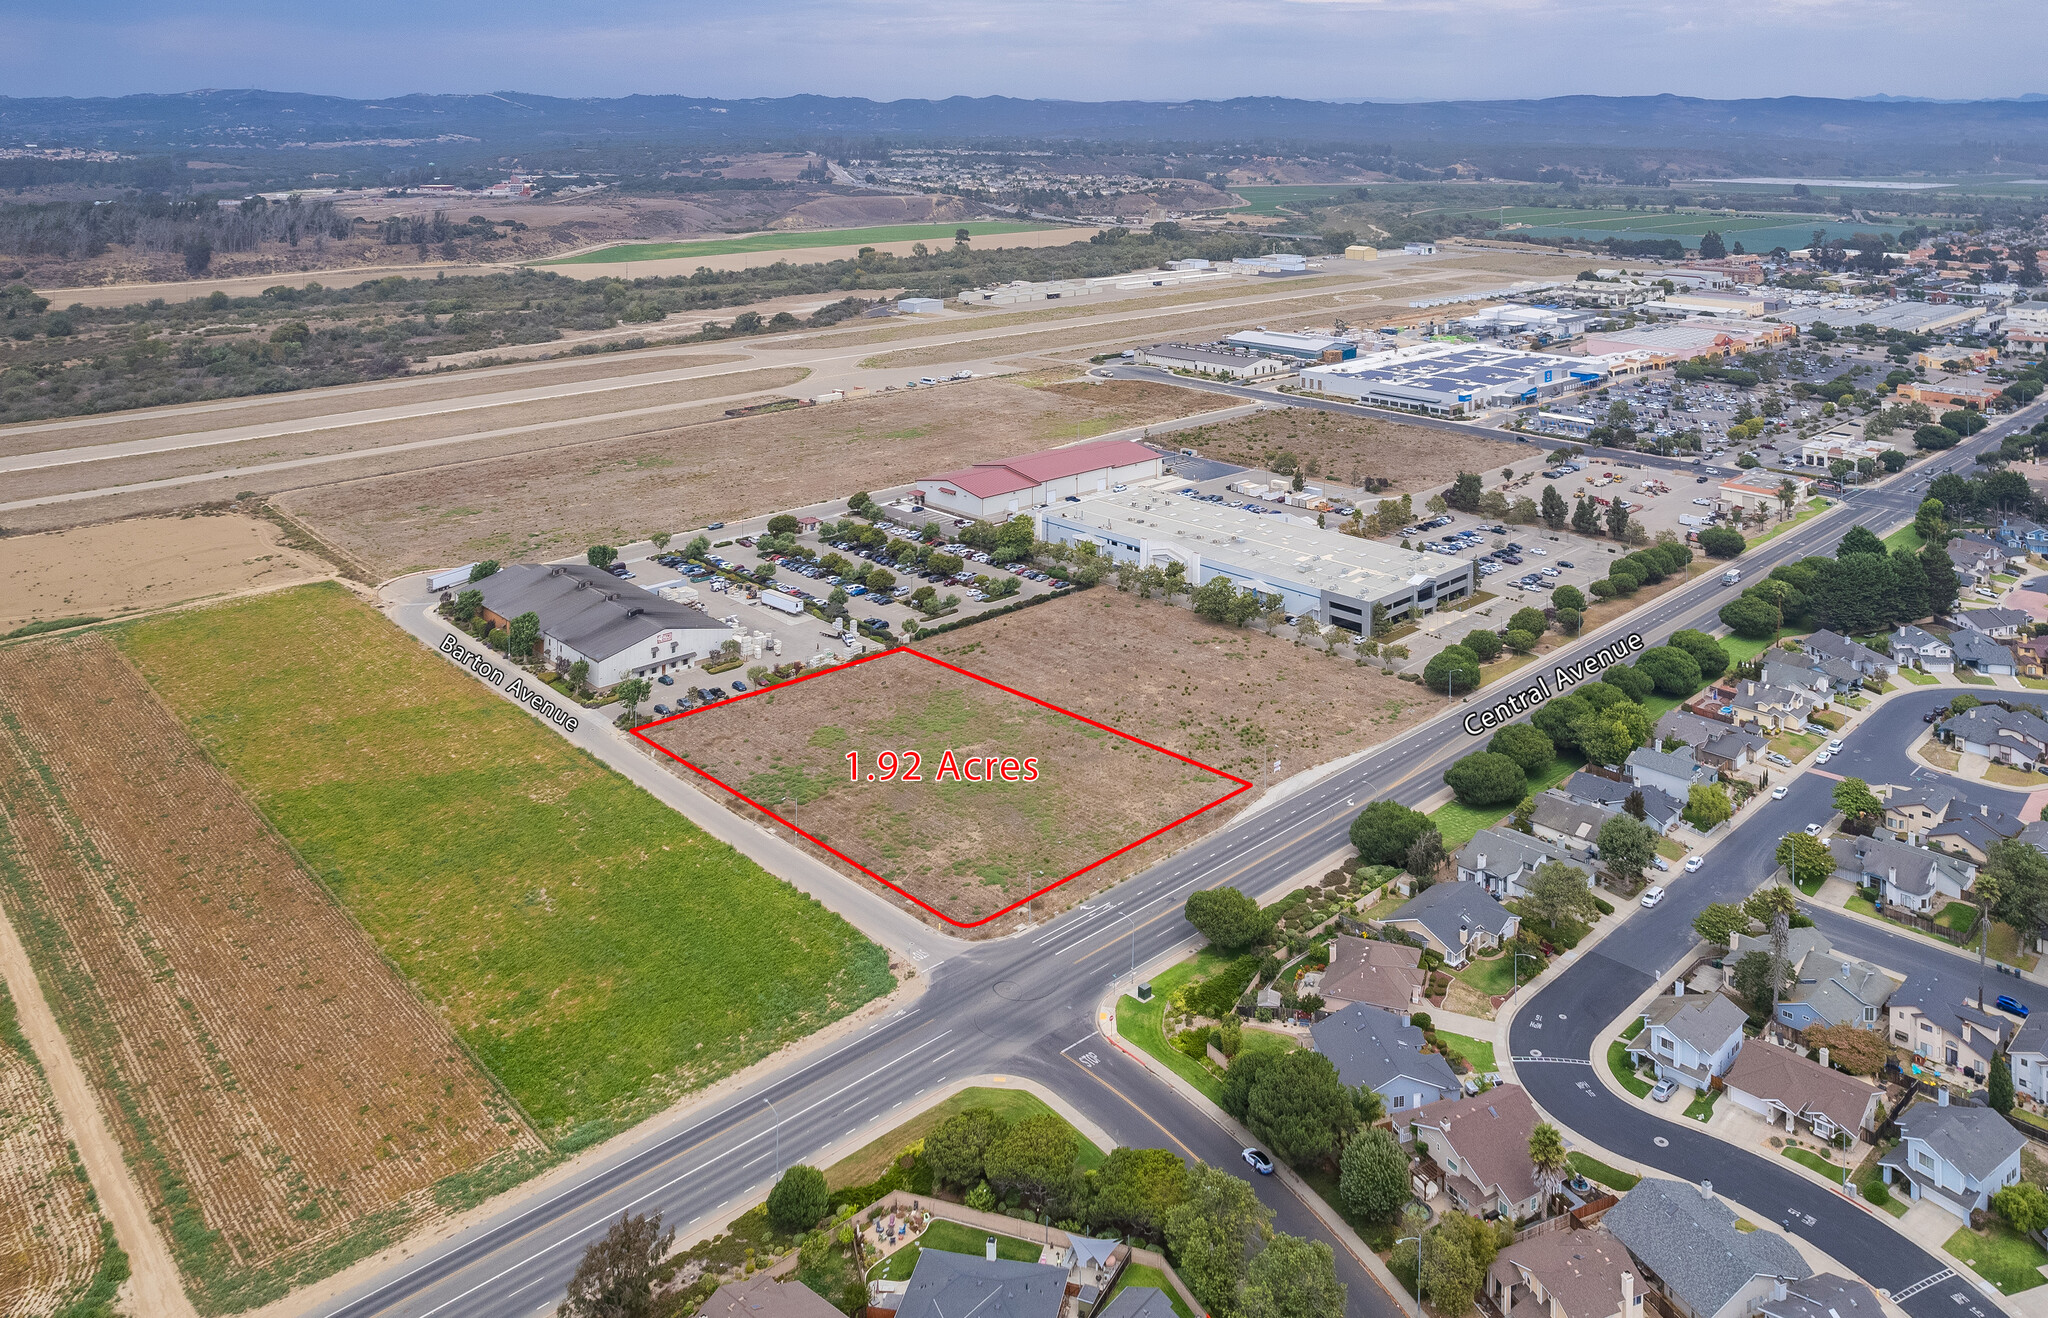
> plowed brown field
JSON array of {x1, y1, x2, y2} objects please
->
[
  {"x1": 0, "y1": 633, "x2": 542, "y2": 1312},
  {"x1": 0, "y1": 983, "x2": 115, "y2": 1317}
]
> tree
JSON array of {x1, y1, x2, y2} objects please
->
[
  {"x1": 1698, "y1": 230, "x2": 1727, "y2": 259},
  {"x1": 766, "y1": 1165, "x2": 830, "y2": 1233},
  {"x1": 1699, "y1": 526, "x2": 1747, "y2": 558},
  {"x1": 451, "y1": 588, "x2": 484, "y2": 623},
  {"x1": 1164, "y1": 1165, "x2": 1272, "y2": 1318},
  {"x1": 1775, "y1": 478, "x2": 1798, "y2": 519},
  {"x1": 1423, "y1": 645, "x2": 1482, "y2": 696},
  {"x1": 1552, "y1": 584, "x2": 1587, "y2": 613},
  {"x1": 1919, "y1": 543, "x2": 1961, "y2": 617},
  {"x1": 1691, "y1": 902, "x2": 1748, "y2": 947},
  {"x1": 1915, "y1": 424, "x2": 1960, "y2": 451},
  {"x1": 1338, "y1": 1126, "x2": 1409, "y2": 1220},
  {"x1": 1421, "y1": 1212, "x2": 1508, "y2": 1316},
  {"x1": 468, "y1": 559, "x2": 500, "y2": 583},
  {"x1": 1804, "y1": 1023, "x2": 1891, "y2": 1075},
  {"x1": 1508, "y1": 607, "x2": 1549, "y2": 640},
  {"x1": 1776, "y1": 832, "x2": 1835, "y2": 891},
  {"x1": 1832, "y1": 778, "x2": 1884, "y2": 829},
  {"x1": 1889, "y1": 547, "x2": 1930, "y2": 623},
  {"x1": 1983, "y1": 838, "x2": 2048, "y2": 940},
  {"x1": 1684, "y1": 783, "x2": 1733, "y2": 831},
  {"x1": 1669, "y1": 629, "x2": 1730, "y2": 681},
  {"x1": 649, "y1": 532, "x2": 672, "y2": 553},
  {"x1": 1521, "y1": 860, "x2": 1598, "y2": 929},
  {"x1": 1540, "y1": 484, "x2": 1569, "y2": 530},
  {"x1": 1462, "y1": 629, "x2": 1502, "y2": 662},
  {"x1": 1635, "y1": 645, "x2": 1704, "y2": 696},
  {"x1": 567, "y1": 659, "x2": 590, "y2": 691},
  {"x1": 1503, "y1": 628, "x2": 1538, "y2": 656},
  {"x1": 612, "y1": 677, "x2": 651, "y2": 720},
  {"x1": 1089, "y1": 1147, "x2": 1189, "y2": 1241},
  {"x1": 766, "y1": 514, "x2": 800, "y2": 536},
  {"x1": 1185, "y1": 888, "x2": 1274, "y2": 951},
  {"x1": 1602, "y1": 663, "x2": 1654, "y2": 703},
  {"x1": 1406, "y1": 828, "x2": 1449, "y2": 883},
  {"x1": 865, "y1": 567, "x2": 895, "y2": 593},
  {"x1": 1994, "y1": 1181, "x2": 2048, "y2": 1235},
  {"x1": 508, "y1": 610, "x2": 541, "y2": 659},
  {"x1": 1605, "y1": 500, "x2": 1631, "y2": 541},
  {"x1": 1444, "y1": 753, "x2": 1528, "y2": 809},
  {"x1": 1487, "y1": 723, "x2": 1555, "y2": 776},
  {"x1": 1719, "y1": 591, "x2": 1781, "y2": 640},
  {"x1": 1241, "y1": 1234, "x2": 1347, "y2": 1318},
  {"x1": 1572, "y1": 497, "x2": 1601, "y2": 537},
  {"x1": 1573, "y1": 712, "x2": 1643, "y2": 768},
  {"x1": 1732, "y1": 950, "x2": 1791, "y2": 1020},
  {"x1": 1991, "y1": 1053, "x2": 2016, "y2": 1116},
  {"x1": 1244, "y1": 1049, "x2": 1357, "y2": 1168},
  {"x1": 587, "y1": 545, "x2": 618, "y2": 568},
  {"x1": 1446, "y1": 473, "x2": 1484, "y2": 511},
  {"x1": 986, "y1": 1114, "x2": 1080, "y2": 1219},
  {"x1": 924, "y1": 1107, "x2": 1010, "y2": 1189},
  {"x1": 558, "y1": 1211, "x2": 674, "y2": 1318},
  {"x1": 1596, "y1": 814, "x2": 1656, "y2": 884},
  {"x1": 1528, "y1": 1123, "x2": 1568, "y2": 1215},
  {"x1": 1838, "y1": 525, "x2": 1886, "y2": 558},
  {"x1": 1351, "y1": 801, "x2": 1432, "y2": 867},
  {"x1": 1915, "y1": 497, "x2": 1949, "y2": 546},
  {"x1": 1742, "y1": 885, "x2": 1799, "y2": 930}
]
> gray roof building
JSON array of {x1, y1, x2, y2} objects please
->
[
  {"x1": 1095, "y1": 1288, "x2": 1180, "y2": 1318},
  {"x1": 1641, "y1": 992, "x2": 1748, "y2": 1057},
  {"x1": 1950, "y1": 632, "x2": 2018, "y2": 674},
  {"x1": 1383, "y1": 881, "x2": 1520, "y2": 967},
  {"x1": 891, "y1": 1247, "x2": 1067, "y2": 1318},
  {"x1": 1939, "y1": 702, "x2": 2048, "y2": 760},
  {"x1": 1894, "y1": 1102, "x2": 2026, "y2": 1180},
  {"x1": 474, "y1": 562, "x2": 730, "y2": 685},
  {"x1": 700, "y1": 1275, "x2": 847, "y2": 1318},
  {"x1": 1310, "y1": 1004, "x2": 1461, "y2": 1098},
  {"x1": 1827, "y1": 835, "x2": 1975, "y2": 902},
  {"x1": 1456, "y1": 825, "x2": 1583, "y2": 897},
  {"x1": 1602, "y1": 1180, "x2": 1807, "y2": 1318},
  {"x1": 1782, "y1": 947, "x2": 1897, "y2": 1030},
  {"x1": 1527, "y1": 793, "x2": 1617, "y2": 851},
  {"x1": 1956, "y1": 607, "x2": 2030, "y2": 638},
  {"x1": 1752, "y1": 1275, "x2": 1883, "y2": 1318},
  {"x1": 1927, "y1": 808, "x2": 2023, "y2": 860},
  {"x1": 1560, "y1": 772, "x2": 1682, "y2": 833},
  {"x1": 1796, "y1": 629, "x2": 1893, "y2": 676}
]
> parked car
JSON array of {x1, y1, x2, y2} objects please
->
[
  {"x1": 1653, "y1": 856, "x2": 1670, "y2": 872},
  {"x1": 1804, "y1": 822, "x2": 1823, "y2": 836},
  {"x1": 1640, "y1": 885, "x2": 1666, "y2": 908},
  {"x1": 657, "y1": 674, "x2": 675, "y2": 685},
  {"x1": 1998, "y1": 995, "x2": 2031, "y2": 1018},
  {"x1": 1650, "y1": 1077, "x2": 1679, "y2": 1103},
  {"x1": 1772, "y1": 786, "x2": 1788, "y2": 800},
  {"x1": 1684, "y1": 855, "x2": 1704, "y2": 873},
  {"x1": 1242, "y1": 1148, "x2": 1275, "y2": 1175},
  {"x1": 1814, "y1": 751, "x2": 1831, "y2": 765},
  {"x1": 1766, "y1": 751, "x2": 1793, "y2": 767},
  {"x1": 731, "y1": 680, "x2": 748, "y2": 693},
  {"x1": 1827, "y1": 739, "x2": 1844, "y2": 753}
]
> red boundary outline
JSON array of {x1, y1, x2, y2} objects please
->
[{"x1": 630, "y1": 645, "x2": 1252, "y2": 928}]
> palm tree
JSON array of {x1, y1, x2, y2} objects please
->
[
  {"x1": 1775, "y1": 478, "x2": 1797, "y2": 520},
  {"x1": 1529, "y1": 1122, "x2": 1569, "y2": 1215}
]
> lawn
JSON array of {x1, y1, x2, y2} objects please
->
[
  {"x1": 1656, "y1": 836, "x2": 1690, "y2": 862},
  {"x1": 1683, "y1": 1088, "x2": 1721, "y2": 1122},
  {"x1": 1747, "y1": 500, "x2": 1831, "y2": 547},
  {"x1": 1718, "y1": 634, "x2": 1777, "y2": 664},
  {"x1": 1987, "y1": 765, "x2": 2046, "y2": 787},
  {"x1": 867, "y1": 1220, "x2": 1044, "y2": 1282},
  {"x1": 116, "y1": 585, "x2": 894, "y2": 1146},
  {"x1": 1767, "y1": 729, "x2": 1821, "y2": 763},
  {"x1": 540, "y1": 221, "x2": 1065, "y2": 264},
  {"x1": 1105, "y1": 1265, "x2": 1197, "y2": 1318},
  {"x1": 1883, "y1": 524, "x2": 1927, "y2": 555},
  {"x1": 1957, "y1": 671, "x2": 1997, "y2": 685},
  {"x1": 1437, "y1": 1030, "x2": 1497, "y2": 1074},
  {"x1": 1567, "y1": 1151, "x2": 1641, "y2": 1191},
  {"x1": 1429, "y1": 756, "x2": 1577, "y2": 847},
  {"x1": 1117, "y1": 949, "x2": 1237, "y2": 1104},
  {"x1": 1946, "y1": 1222, "x2": 2048, "y2": 1294},
  {"x1": 1936, "y1": 901, "x2": 1981, "y2": 935},
  {"x1": 2020, "y1": 677, "x2": 2048, "y2": 691},
  {"x1": 1897, "y1": 666, "x2": 1941, "y2": 685},
  {"x1": 1607, "y1": 1040, "x2": 1652, "y2": 1098},
  {"x1": 1456, "y1": 949, "x2": 1540, "y2": 998},
  {"x1": 1782, "y1": 1146, "x2": 1850, "y2": 1182},
  {"x1": 826, "y1": 1087, "x2": 1105, "y2": 1191}
]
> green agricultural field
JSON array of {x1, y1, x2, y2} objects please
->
[
  {"x1": 116, "y1": 584, "x2": 894, "y2": 1146},
  {"x1": 538, "y1": 221, "x2": 1066, "y2": 264},
  {"x1": 1227, "y1": 185, "x2": 1374, "y2": 216}
]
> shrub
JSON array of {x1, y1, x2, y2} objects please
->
[
  {"x1": 1443, "y1": 752, "x2": 1528, "y2": 808},
  {"x1": 766, "y1": 1166, "x2": 830, "y2": 1233}
]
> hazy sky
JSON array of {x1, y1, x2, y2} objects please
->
[{"x1": 8, "y1": 0, "x2": 2045, "y2": 102}]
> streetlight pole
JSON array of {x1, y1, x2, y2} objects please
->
[
  {"x1": 1514, "y1": 949, "x2": 1541, "y2": 991},
  {"x1": 1118, "y1": 910, "x2": 1137, "y2": 989},
  {"x1": 1396, "y1": 1235, "x2": 1424, "y2": 1318},
  {"x1": 763, "y1": 1097, "x2": 781, "y2": 1175}
]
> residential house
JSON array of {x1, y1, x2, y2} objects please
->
[
  {"x1": 1725, "y1": 680, "x2": 1820, "y2": 733},
  {"x1": 2007, "y1": 1015, "x2": 2048, "y2": 1105},
  {"x1": 1624, "y1": 746, "x2": 1713, "y2": 803},
  {"x1": 1949, "y1": 536, "x2": 2011, "y2": 589},
  {"x1": 1938, "y1": 703, "x2": 2048, "y2": 769},
  {"x1": 1720, "y1": 1041, "x2": 1883, "y2": 1141},
  {"x1": 1653, "y1": 712, "x2": 1766, "y2": 773},
  {"x1": 1381, "y1": 882, "x2": 1521, "y2": 969},
  {"x1": 700, "y1": 1274, "x2": 848, "y2": 1318},
  {"x1": 881, "y1": 1245, "x2": 1068, "y2": 1318},
  {"x1": 1926, "y1": 805, "x2": 2024, "y2": 865},
  {"x1": 1950, "y1": 631, "x2": 2018, "y2": 677},
  {"x1": 1796, "y1": 630, "x2": 1896, "y2": 680},
  {"x1": 1884, "y1": 782, "x2": 1968, "y2": 844},
  {"x1": 1889, "y1": 625, "x2": 1955, "y2": 674},
  {"x1": 1954, "y1": 607, "x2": 2029, "y2": 641},
  {"x1": 1095, "y1": 1290, "x2": 1179, "y2": 1318},
  {"x1": 1827, "y1": 834, "x2": 1975, "y2": 914},
  {"x1": 2017, "y1": 635, "x2": 2048, "y2": 679},
  {"x1": 1756, "y1": 658, "x2": 1834, "y2": 700},
  {"x1": 1486, "y1": 1226, "x2": 1640, "y2": 1318},
  {"x1": 1602, "y1": 1179, "x2": 1807, "y2": 1318},
  {"x1": 1405, "y1": 1083, "x2": 1545, "y2": 1221},
  {"x1": 1457, "y1": 827, "x2": 1586, "y2": 898},
  {"x1": 1887, "y1": 970, "x2": 2012, "y2": 1081},
  {"x1": 1752, "y1": 1276, "x2": 1884, "y2": 1318},
  {"x1": 1992, "y1": 515, "x2": 2048, "y2": 556},
  {"x1": 1628, "y1": 986, "x2": 1747, "y2": 1089},
  {"x1": 1877, "y1": 1097, "x2": 2026, "y2": 1222},
  {"x1": 1561, "y1": 772, "x2": 1683, "y2": 834},
  {"x1": 1777, "y1": 943, "x2": 1897, "y2": 1033},
  {"x1": 1316, "y1": 935, "x2": 1428, "y2": 1013},
  {"x1": 1528, "y1": 793, "x2": 1620, "y2": 854},
  {"x1": 1311, "y1": 1004, "x2": 1462, "y2": 1114}
]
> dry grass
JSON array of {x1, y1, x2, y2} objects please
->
[
  {"x1": 277, "y1": 377, "x2": 1221, "y2": 576},
  {"x1": 0, "y1": 983, "x2": 113, "y2": 1317},
  {"x1": 1172, "y1": 407, "x2": 1529, "y2": 496},
  {"x1": 0, "y1": 632, "x2": 542, "y2": 1309}
]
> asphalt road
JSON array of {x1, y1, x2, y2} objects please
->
[{"x1": 318, "y1": 395, "x2": 2046, "y2": 1318}]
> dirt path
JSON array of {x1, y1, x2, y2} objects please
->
[{"x1": 0, "y1": 900, "x2": 197, "y2": 1318}]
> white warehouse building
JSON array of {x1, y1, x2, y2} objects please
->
[
  {"x1": 1037, "y1": 490, "x2": 1475, "y2": 629},
  {"x1": 1296, "y1": 342, "x2": 1606, "y2": 417},
  {"x1": 916, "y1": 438, "x2": 1164, "y2": 520},
  {"x1": 473, "y1": 563, "x2": 732, "y2": 688}
]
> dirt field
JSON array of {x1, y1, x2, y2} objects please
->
[
  {"x1": 0, "y1": 983, "x2": 115, "y2": 1318},
  {"x1": 0, "y1": 633, "x2": 543, "y2": 1312},
  {"x1": 277, "y1": 377, "x2": 1222, "y2": 577},
  {"x1": 0, "y1": 512, "x2": 329, "y2": 632},
  {"x1": 1171, "y1": 408, "x2": 1530, "y2": 495},
  {"x1": 643, "y1": 648, "x2": 1243, "y2": 928}
]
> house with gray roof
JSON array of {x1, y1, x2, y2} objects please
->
[
  {"x1": 1887, "y1": 970, "x2": 2012, "y2": 1082},
  {"x1": 1877, "y1": 1097, "x2": 2025, "y2": 1222},
  {"x1": 1381, "y1": 882, "x2": 1520, "y2": 969},
  {"x1": 1456, "y1": 826, "x2": 1585, "y2": 899},
  {"x1": 2008, "y1": 1015, "x2": 2048, "y2": 1106},
  {"x1": 1094, "y1": 1289, "x2": 1180, "y2": 1318},
  {"x1": 1752, "y1": 1275, "x2": 1883, "y2": 1318},
  {"x1": 1955, "y1": 607, "x2": 2029, "y2": 641},
  {"x1": 1884, "y1": 782, "x2": 1969, "y2": 844},
  {"x1": 1890, "y1": 625, "x2": 1955, "y2": 674},
  {"x1": 1624, "y1": 746, "x2": 1712, "y2": 802},
  {"x1": 1316, "y1": 935, "x2": 1427, "y2": 1013},
  {"x1": 1725, "y1": 680, "x2": 1820, "y2": 733},
  {"x1": 1561, "y1": 772, "x2": 1682, "y2": 835},
  {"x1": 700, "y1": 1274, "x2": 848, "y2": 1318},
  {"x1": 1826, "y1": 834, "x2": 1974, "y2": 915},
  {"x1": 884, "y1": 1245, "x2": 1068, "y2": 1318},
  {"x1": 1992, "y1": 515, "x2": 2048, "y2": 556},
  {"x1": 1602, "y1": 1179, "x2": 1807, "y2": 1318},
  {"x1": 1950, "y1": 631, "x2": 2018, "y2": 677},
  {"x1": 1652, "y1": 712, "x2": 1766, "y2": 773},
  {"x1": 1756, "y1": 659, "x2": 1833, "y2": 699},
  {"x1": 1486, "y1": 1226, "x2": 1639, "y2": 1318},
  {"x1": 1938, "y1": 702, "x2": 2048, "y2": 767},
  {"x1": 1927, "y1": 806, "x2": 2024, "y2": 865},
  {"x1": 1310, "y1": 1004, "x2": 1461, "y2": 1114},
  {"x1": 1527, "y1": 793, "x2": 1619, "y2": 855},
  {"x1": 1776, "y1": 945, "x2": 1897, "y2": 1033},
  {"x1": 1628, "y1": 987, "x2": 1746, "y2": 1088},
  {"x1": 1795, "y1": 629, "x2": 1895, "y2": 680},
  {"x1": 473, "y1": 562, "x2": 732, "y2": 689}
]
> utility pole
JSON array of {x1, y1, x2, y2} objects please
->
[{"x1": 764, "y1": 1097, "x2": 781, "y2": 1175}]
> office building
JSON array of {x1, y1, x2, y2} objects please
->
[{"x1": 917, "y1": 439, "x2": 1164, "y2": 519}]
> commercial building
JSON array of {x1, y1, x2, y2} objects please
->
[
  {"x1": 1716, "y1": 475, "x2": 1811, "y2": 518},
  {"x1": 1035, "y1": 488, "x2": 1475, "y2": 628},
  {"x1": 1404, "y1": 243, "x2": 1437, "y2": 255},
  {"x1": 1796, "y1": 428, "x2": 1891, "y2": 469},
  {"x1": 1134, "y1": 342, "x2": 1289, "y2": 379},
  {"x1": 1220, "y1": 329, "x2": 1355, "y2": 362},
  {"x1": 897, "y1": 297, "x2": 943, "y2": 314},
  {"x1": 1896, "y1": 379, "x2": 2002, "y2": 410},
  {"x1": 1654, "y1": 290, "x2": 1780, "y2": 318},
  {"x1": 1453, "y1": 304, "x2": 1602, "y2": 339},
  {"x1": 1580, "y1": 320, "x2": 1792, "y2": 362},
  {"x1": 917, "y1": 439, "x2": 1163, "y2": 520},
  {"x1": 1296, "y1": 342, "x2": 1606, "y2": 416},
  {"x1": 472, "y1": 563, "x2": 732, "y2": 688},
  {"x1": 1230, "y1": 253, "x2": 1309, "y2": 275},
  {"x1": 1344, "y1": 244, "x2": 1379, "y2": 260},
  {"x1": 1532, "y1": 412, "x2": 1596, "y2": 438}
]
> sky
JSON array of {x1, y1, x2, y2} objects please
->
[{"x1": 6, "y1": 0, "x2": 2046, "y2": 103}]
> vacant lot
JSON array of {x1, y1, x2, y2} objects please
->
[
  {"x1": 0, "y1": 631, "x2": 544, "y2": 1311},
  {"x1": 1174, "y1": 407, "x2": 1529, "y2": 496},
  {"x1": 541, "y1": 221, "x2": 1065, "y2": 264},
  {"x1": 117, "y1": 585, "x2": 893, "y2": 1145},
  {"x1": 0, "y1": 512, "x2": 329, "y2": 632},
  {"x1": 645, "y1": 649, "x2": 1240, "y2": 928},
  {"x1": 916, "y1": 591, "x2": 1434, "y2": 789},
  {"x1": 0, "y1": 983, "x2": 120, "y2": 1318},
  {"x1": 278, "y1": 377, "x2": 1220, "y2": 576}
]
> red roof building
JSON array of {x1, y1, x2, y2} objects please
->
[{"x1": 915, "y1": 439, "x2": 1163, "y2": 519}]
